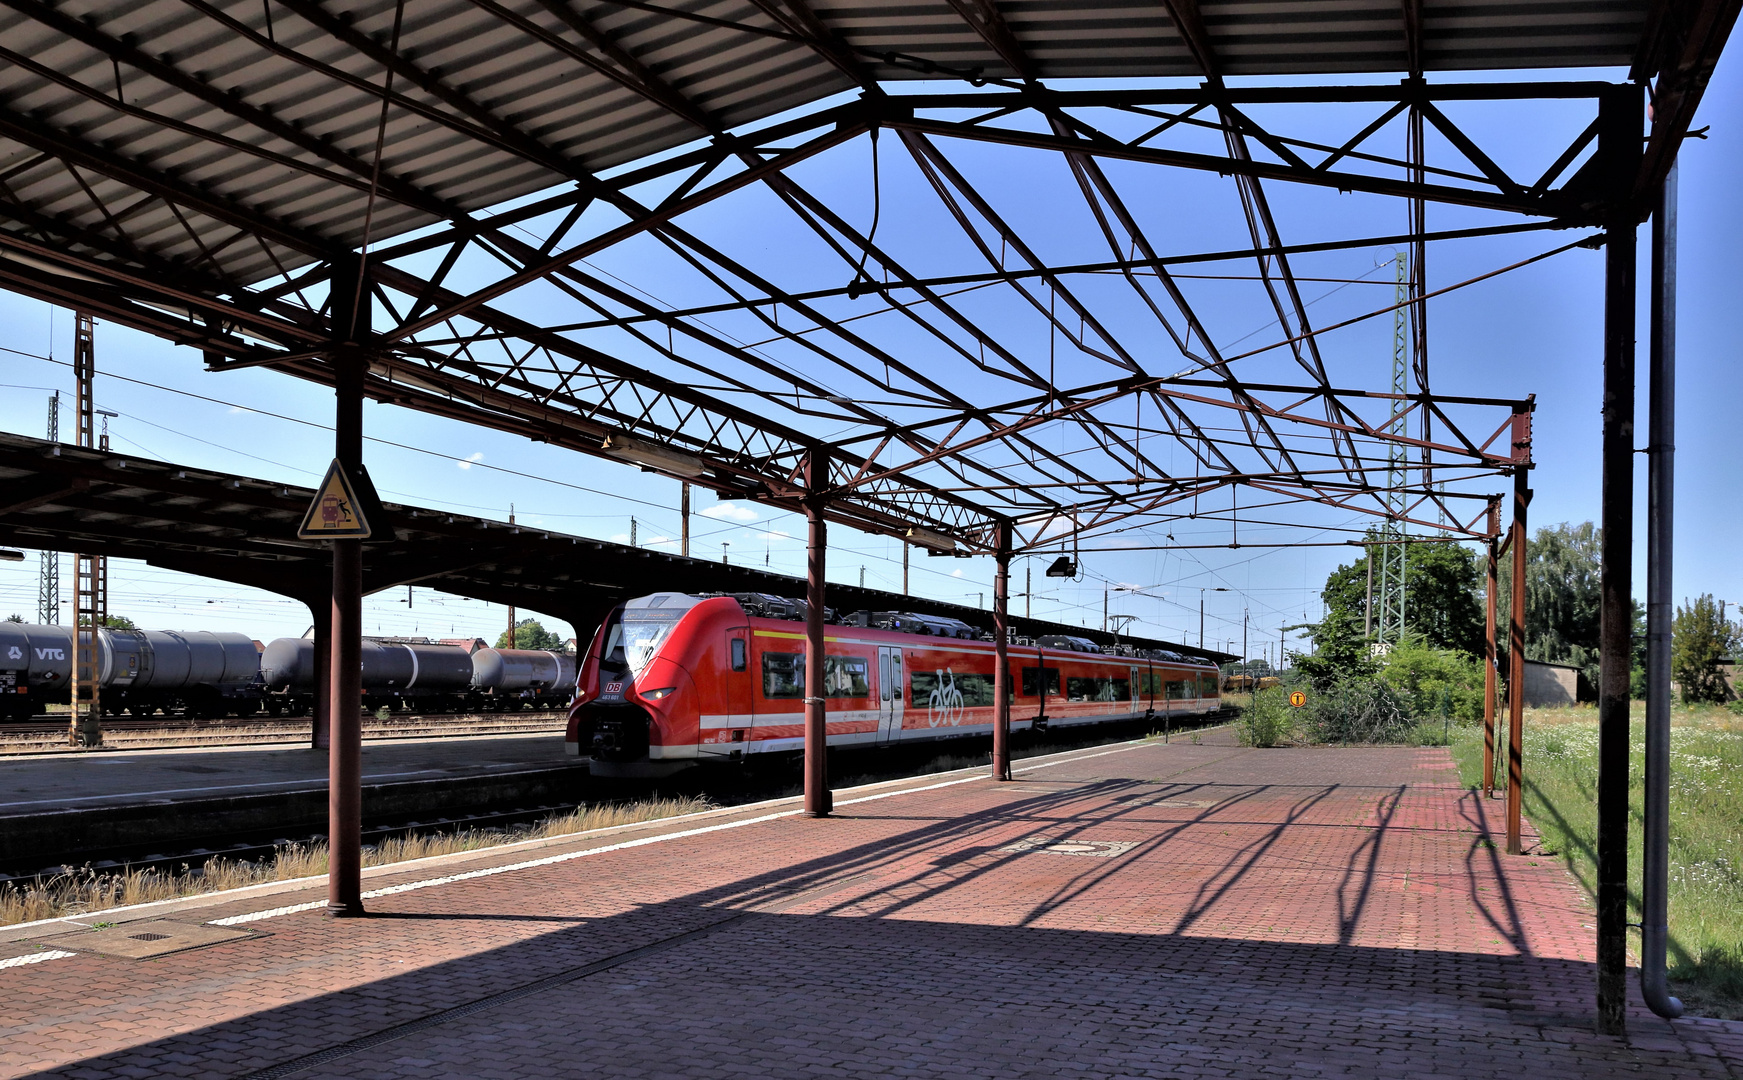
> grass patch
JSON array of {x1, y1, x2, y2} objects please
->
[
  {"x1": 1449, "y1": 703, "x2": 1743, "y2": 1019},
  {"x1": 0, "y1": 795, "x2": 713, "y2": 927}
]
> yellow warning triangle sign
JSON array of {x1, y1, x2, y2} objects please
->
[{"x1": 297, "y1": 459, "x2": 373, "y2": 540}]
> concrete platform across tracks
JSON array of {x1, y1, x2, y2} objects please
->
[
  {"x1": 0, "y1": 734, "x2": 581, "y2": 873},
  {"x1": 4, "y1": 729, "x2": 1738, "y2": 1079}
]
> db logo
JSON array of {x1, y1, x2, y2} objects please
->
[
  {"x1": 604, "y1": 682, "x2": 622, "y2": 694},
  {"x1": 1289, "y1": 690, "x2": 1307, "y2": 708}
]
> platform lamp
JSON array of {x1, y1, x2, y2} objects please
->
[{"x1": 0, "y1": 549, "x2": 23, "y2": 563}]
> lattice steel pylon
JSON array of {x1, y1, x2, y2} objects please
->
[
  {"x1": 37, "y1": 392, "x2": 59, "y2": 625},
  {"x1": 1373, "y1": 253, "x2": 1410, "y2": 646},
  {"x1": 69, "y1": 313, "x2": 103, "y2": 748}
]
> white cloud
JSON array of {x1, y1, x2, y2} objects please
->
[
  {"x1": 700, "y1": 501, "x2": 758, "y2": 522},
  {"x1": 951, "y1": 569, "x2": 964, "y2": 578},
  {"x1": 609, "y1": 532, "x2": 631, "y2": 545},
  {"x1": 228, "y1": 405, "x2": 251, "y2": 415},
  {"x1": 457, "y1": 452, "x2": 484, "y2": 470}
]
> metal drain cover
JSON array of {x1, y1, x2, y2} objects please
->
[
  {"x1": 41, "y1": 919, "x2": 259, "y2": 959},
  {"x1": 1000, "y1": 836, "x2": 1139, "y2": 858}
]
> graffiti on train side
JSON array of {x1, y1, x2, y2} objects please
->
[{"x1": 926, "y1": 668, "x2": 965, "y2": 727}]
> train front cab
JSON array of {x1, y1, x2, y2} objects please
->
[{"x1": 566, "y1": 594, "x2": 751, "y2": 777}]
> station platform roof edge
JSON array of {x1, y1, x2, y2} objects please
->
[{"x1": 0, "y1": 432, "x2": 1236, "y2": 662}]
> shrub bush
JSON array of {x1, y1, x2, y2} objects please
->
[
  {"x1": 1237, "y1": 687, "x2": 1295, "y2": 747},
  {"x1": 1301, "y1": 677, "x2": 1414, "y2": 744},
  {"x1": 1377, "y1": 636, "x2": 1485, "y2": 722}
]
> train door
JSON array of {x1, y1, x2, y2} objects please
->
[
  {"x1": 877, "y1": 646, "x2": 904, "y2": 745},
  {"x1": 724, "y1": 627, "x2": 752, "y2": 749},
  {"x1": 1131, "y1": 664, "x2": 1144, "y2": 718}
]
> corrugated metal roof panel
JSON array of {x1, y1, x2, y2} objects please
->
[{"x1": 0, "y1": 0, "x2": 1652, "y2": 292}]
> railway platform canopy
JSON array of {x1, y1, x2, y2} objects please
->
[
  {"x1": 0, "y1": 0, "x2": 1733, "y2": 1031},
  {"x1": 0, "y1": 0, "x2": 1724, "y2": 557},
  {"x1": 0, "y1": 430, "x2": 1231, "y2": 660}
]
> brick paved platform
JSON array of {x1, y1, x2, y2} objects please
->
[{"x1": 5, "y1": 731, "x2": 1739, "y2": 1079}]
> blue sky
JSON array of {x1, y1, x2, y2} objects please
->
[{"x1": 0, "y1": 56, "x2": 1736, "y2": 661}]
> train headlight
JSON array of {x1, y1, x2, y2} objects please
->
[{"x1": 640, "y1": 686, "x2": 677, "y2": 702}]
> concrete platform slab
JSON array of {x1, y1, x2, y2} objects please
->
[{"x1": 4, "y1": 731, "x2": 1737, "y2": 1079}]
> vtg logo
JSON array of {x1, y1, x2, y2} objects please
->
[
  {"x1": 6, "y1": 646, "x2": 20, "y2": 661},
  {"x1": 34, "y1": 648, "x2": 65, "y2": 661}
]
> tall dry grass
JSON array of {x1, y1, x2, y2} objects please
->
[{"x1": 0, "y1": 795, "x2": 713, "y2": 927}]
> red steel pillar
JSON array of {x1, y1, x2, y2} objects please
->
[
  {"x1": 992, "y1": 523, "x2": 1012, "y2": 781},
  {"x1": 1594, "y1": 82, "x2": 1642, "y2": 1036},
  {"x1": 327, "y1": 257, "x2": 368, "y2": 916},
  {"x1": 1505, "y1": 462, "x2": 1528, "y2": 857},
  {"x1": 1482, "y1": 500, "x2": 1499, "y2": 797},
  {"x1": 802, "y1": 449, "x2": 831, "y2": 818}
]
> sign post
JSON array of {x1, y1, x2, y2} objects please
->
[
  {"x1": 1289, "y1": 690, "x2": 1307, "y2": 709},
  {"x1": 300, "y1": 457, "x2": 372, "y2": 917}
]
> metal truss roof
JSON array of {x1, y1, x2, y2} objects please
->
[{"x1": 0, "y1": 0, "x2": 1733, "y2": 557}]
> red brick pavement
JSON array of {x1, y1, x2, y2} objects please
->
[{"x1": 3, "y1": 732, "x2": 1739, "y2": 1079}]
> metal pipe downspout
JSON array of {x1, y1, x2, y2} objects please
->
[{"x1": 1643, "y1": 159, "x2": 1683, "y2": 1020}]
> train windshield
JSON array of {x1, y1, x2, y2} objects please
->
[{"x1": 615, "y1": 594, "x2": 704, "y2": 679}]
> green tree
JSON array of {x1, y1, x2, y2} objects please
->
[
  {"x1": 77, "y1": 614, "x2": 137, "y2": 630},
  {"x1": 496, "y1": 618, "x2": 563, "y2": 651},
  {"x1": 1298, "y1": 536, "x2": 1485, "y2": 689},
  {"x1": 1672, "y1": 594, "x2": 1737, "y2": 704},
  {"x1": 1498, "y1": 521, "x2": 1601, "y2": 687},
  {"x1": 1401, "y1": 542, "x2": 1485, "y2": 657},
  {"x1": 3, "y1": 614, "x2": 21, "y2": 623}
]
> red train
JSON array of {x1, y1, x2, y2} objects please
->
[{"x1": 566, "y1": 592, "x2": 1223, "y2": 777}]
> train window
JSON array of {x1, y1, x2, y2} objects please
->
[
  {"x1": 824, "y1": 656, "x2": 870, "y2": 699},
  {"x1": 1021, "y1": 666, "x2": 1060, "y2": 696},
  {"x1": 620, "y1": 610, "x2": 683, "y2": 677},
  {"x1": 1199, "y1": 673, "x2": 1218, "y2": 697},
  {"x1": 910, "y1": 669, "x2": 1007, "y2": 711},
  {"x1": 762, "y1": 652, "x2": 805, "y2": 699},
  {"x1": 1165, "y1": 678, "x2": 1191, "y2": 700},
  {"x1": 1065, "y1": 676, "x2": 1121, "y2": 702},
  {"x1": 729, "y1": 639, "x2": 746, "y2": 672},
  {"x1": 1140, "y1": 671, "x2": 1165, "y2": 696}
]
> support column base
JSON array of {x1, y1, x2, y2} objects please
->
[{"x1": 325, "y1": 901, "x2": 367, "y2": 918}]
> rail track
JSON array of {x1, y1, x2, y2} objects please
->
[{"x1": 0, "y1": 711, "x2": 567, "y2": 754}]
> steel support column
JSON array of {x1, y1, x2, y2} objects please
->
[
  {"x1": 992, "y1": 522, "x2": 1012, "y2": 781},
  {"x1": 1595, "y1": 83, "x2": 1641, "y2": 1036},
  {"x1": 1506, "y1": 465, "x2": 1527, "y2": 856},
  {"x1": 327, "y1": 257, "x2": 369, "y2": 917},
  {"x1": 1484, "y1": 521, "x2": 1499, "y2": 797},
  {"x1": 803, "y1": 449, "x2": 831, "y2": 818},
  {"x1": 1641, "y1": 160, "x2": 1683, "y2": 1019}
]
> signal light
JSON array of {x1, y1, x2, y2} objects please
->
[{"x1": 1045, "y1": 557, "x2": 1076, "y2": 578}]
